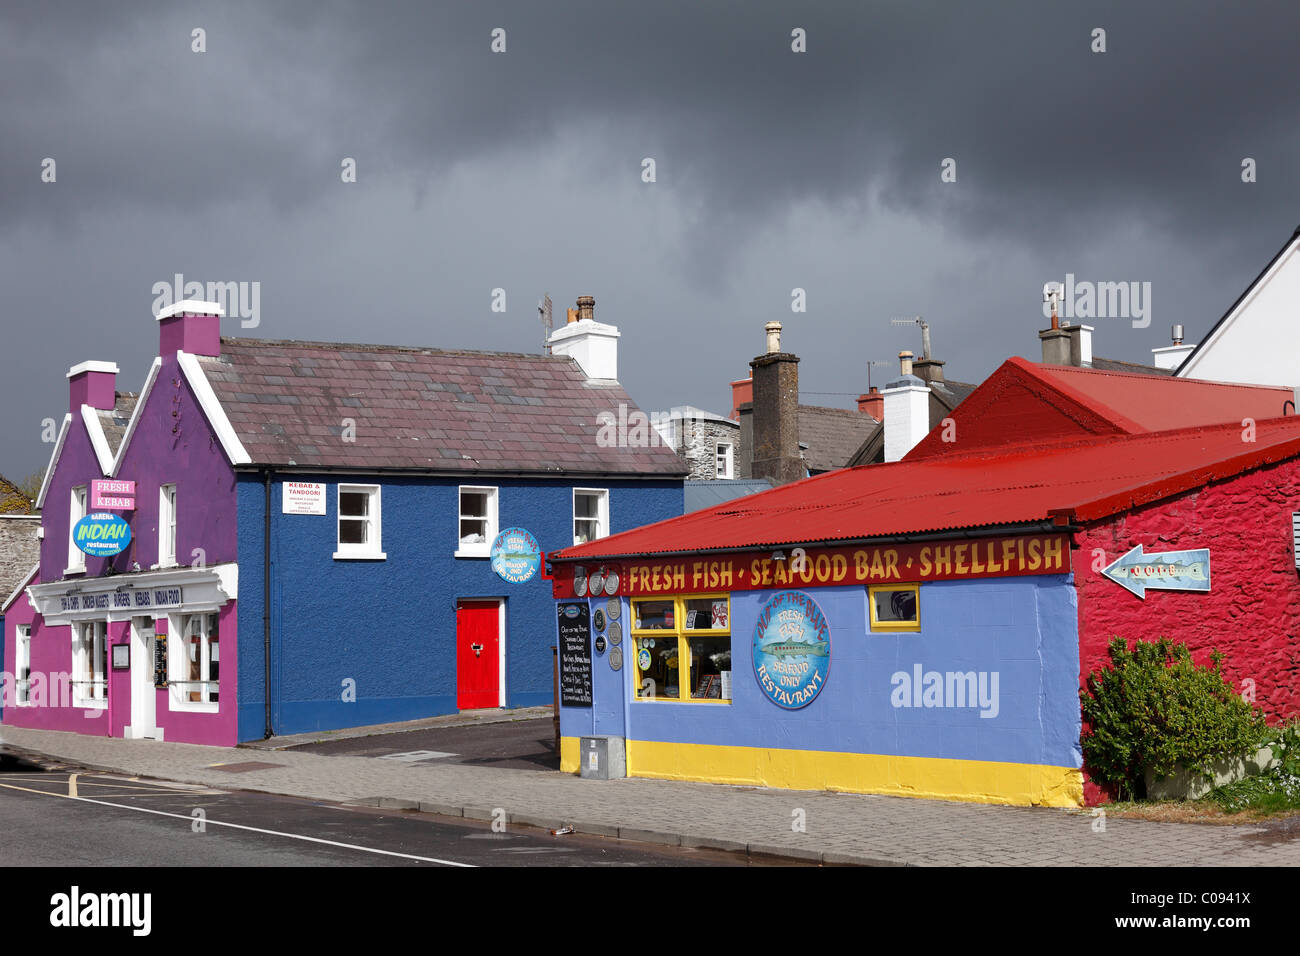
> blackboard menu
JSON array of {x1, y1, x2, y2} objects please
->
[
  {"x1": 557, "y1": 602, "x2": 593, "y2": 707},
  {"x1": 154, "y1": 637, "x2": 168, "y2": 689}
]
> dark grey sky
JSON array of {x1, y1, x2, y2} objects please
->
[{"x1": 4, "y1": 0, "x2": 1300, "y2": 481}]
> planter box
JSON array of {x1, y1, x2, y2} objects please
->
[{"x1": 1144, "y1": 746, "x2": 1277, "y2": 801}]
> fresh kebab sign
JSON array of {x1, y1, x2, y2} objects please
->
[{"x1": 1101, "y1": 544, "x2": 1211, "y2": 599}]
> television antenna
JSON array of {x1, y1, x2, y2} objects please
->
[{"x1": 890, "y1": 315, "x2": 931, "y2": 360}]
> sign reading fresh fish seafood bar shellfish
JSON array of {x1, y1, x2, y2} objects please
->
[{"x1": 753, "y1": 591, "x2": 830, "y2": 709}]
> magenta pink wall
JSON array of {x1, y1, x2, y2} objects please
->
[
  {"x1": 18, "y1": 347, "x2": 240, "y2": 746},
  {"x1": 1075, "y1": 457, "x2": 1300, "y2": 803}
]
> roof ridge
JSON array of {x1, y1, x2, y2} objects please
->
[{"x1": 216, "y1": 336, "x2": 574, "y2": 362}]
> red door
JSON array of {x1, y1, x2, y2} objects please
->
[{"x1": 456, "y1": 601, "x2": 500, "y2": 710}]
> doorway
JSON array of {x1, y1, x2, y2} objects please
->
[
  {"x1": 456, "y1": 600, "x2": 503, "y2": 710},
  {"x1": 129, "y1": 618, "x2": 160, "y2": 739}
]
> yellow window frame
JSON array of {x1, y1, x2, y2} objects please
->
[
  {"x1": 631, "y1": 594, "x2": 731, "y2": 702},
  {"x1": 868, "y1": 583, "x2": 921, "y2": 632}
]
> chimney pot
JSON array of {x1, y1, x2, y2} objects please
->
[
  {"x1": 899, "y1": 350, "x2": 914, "y2": 377},
  {"x1": 856, "y1": 385, "x2": 884, "y2": 420},
  {"x1": 765, "y1": 321, "x2": 783, "y2": 354},
  {"x1": 1171, "y1": 324, "x2": 1184, "y2": 346},
  {"x1": 576, "y1": 295, "x2": 595, "y2": 322}
]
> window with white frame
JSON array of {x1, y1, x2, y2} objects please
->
[
  {"x1": 15, "y1": 625, "x2": 31, "y2": 706},
  {"x1": 68, "y1": 485, "x2": 87, "y2": 572},
  {"x1": 335, "y1": 484, "x2": 384, "y2": 559},
  {"x1": 457, "y1": 486, "x2": 498, "y2": 556},
  {"x1": 159, "y1": 483, "x2": 177, "y2": 567},
  {"x1": 715, "y1": 441, "x2": 735, "y2": 479},
  {"x1": 171, "y1": 612, "x2": 219, "y2": 708},
  {"x1": 71, "y1": 621, "x2": 107, "y2": 708},
  {"x1": 573, "y1": 489, "x2": 609, "y2": 545}
]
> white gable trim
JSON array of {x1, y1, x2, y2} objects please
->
[
  {"x1": 1178, "y1": 235, "x2": 1300, "y2": 379},
  {"x1": 4, "y1": 563, "x2": 39, "y2": 615},
  {"x1": 111, "y1": 357, "x2": 162, "y2": 477},
  {"x1": 81, "y1": 404, "x2": 115, "y2": 475},
  {"x1": 34, "y1": 413, "x2": 72, "y2": 510},
  {"x1": 176, "y1": 350, "x2": 252, "y2": 465}
]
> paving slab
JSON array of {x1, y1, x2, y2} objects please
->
[{"x1": 1, "y1": 725, "x2": 1297, "y2": 866}]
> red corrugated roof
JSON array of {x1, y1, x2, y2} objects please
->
[
  {"x1": 552, "y1": 416, "x2": 1300, "y2": 560},
  {"x1": 907, "y1": 356, "x2": 1293, "y2": 460}
]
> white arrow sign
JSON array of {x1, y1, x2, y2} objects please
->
[{"x1": 1101, "y1": 544, "x2": 1211, "y2": 600}]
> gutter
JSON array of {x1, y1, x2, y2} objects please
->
[
  {"x1": 263, "y1": 468, "x2": 273, "y2": 740},
  {"x1": 547, "y1": 520, "x2": 1079, "y2": 564}
]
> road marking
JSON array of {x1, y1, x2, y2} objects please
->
[
  {"x1": 0, "y1": 780, "x2": 474, "y2": 867},
  {"x1": 68, "y1": 773, "x2": 77, "y2": 798},
  {"x1": 379, "y1": 750, "x2": 458, "y2": 762}
]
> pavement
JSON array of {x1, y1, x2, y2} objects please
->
[{"x1": 2, "y1": 722, "x2": 1298, "y2": 866}]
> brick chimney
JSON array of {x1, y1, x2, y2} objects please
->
[
  {"x1": 750, "y1": 321, "x2": 804, "y2": 485},
  {"x1": 158, "y1": 299, "x2": 223, "y2": 358},
  {"x1": 883, "y1": 350, "x2": 929, "y2": 462},
  {"x1": 856, "y1": 385, "x2": 883, "y2": 420},
  {"x1": 548, "y1": 295, "x2": 620, "y2": 379},
  {"x1": 729, "y1": 375, "x2": 753, "y2": 421},
  {"x1": 67, "y1": 361, "x2": 119, "y2": 413}
]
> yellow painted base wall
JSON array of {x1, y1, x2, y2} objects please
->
[{"x1": 560, "y1": 735, "x2": 1082, "y2": 807}]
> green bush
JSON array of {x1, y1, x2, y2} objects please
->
[{"x1": 1080, "y1": 637, "x2": 1267, "y2": 800}]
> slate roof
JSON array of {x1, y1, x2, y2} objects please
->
[
  {"x1": 684, "y1": 478, "x2": 775, "y2": 513},
  {"x1": 797, "y1": 405, "x2": 880, "y2": 473},
  {"x1": 97, "y1": 392, "x2": 138, "y2": 458},
  {"x1": 199, "y1": 338, "x2": 686, "y2": 476},
  {"x1": 1091, "y1": 355, "x2": 1173, "y2": 376}
]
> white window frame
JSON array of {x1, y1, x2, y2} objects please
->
[
  {"x1": 158, "y1": 483, "x2": 177, "y2": 568},
  {"x1": 455, "y1": 485, "x2": 498, "y2": 558},
  {"x1": 14, "y1": 625, "x2": 32, "y2": 706},
  {"x1": 715, "y1": 441, "x2": 735, "y2": 479},
  {"x1": 572, "y1": 488, "x2": 610, "y2": 545},
  {"x1": 169, "y1": 612, "x2": 220, "y2": 713},
  {"x1": 333, "y1": 484, "x2": 385, "y2": 560},
  {"x1": 71, "y1": 620, "x2": 107, "y2": 709},
  {"x1": 67, "y1": 485, "x2": 87, "y2": 573}
]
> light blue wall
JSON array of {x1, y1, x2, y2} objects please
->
[
  {"x1": 238, "y1": 473, "x2": 682, "y2": 741},
  {"x1": 565, "y1": 576, "x2": 1081, "y2": 768}
]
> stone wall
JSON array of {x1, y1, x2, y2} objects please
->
[{"x1": 0, "y1": 515, "x2": 39, "y2": 604}]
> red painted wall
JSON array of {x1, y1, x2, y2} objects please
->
[{"x1": 1075, "y1": 456, "x2": 1300, "y2": 803}]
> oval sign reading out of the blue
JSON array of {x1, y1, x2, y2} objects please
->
[
  {"x1": 490, "y1": 527, "x2": 541, "y2": 584},
  {"x1": 73, "y1": 512, "x2": 132, "y2": 558}
]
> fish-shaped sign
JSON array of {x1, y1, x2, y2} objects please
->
[
  {"x1": 1101, "y1": 544, "x2": 1211, "y2": 599},
  {"x1": 760, "y1": 640, "x2": 830, "y2": 658}
]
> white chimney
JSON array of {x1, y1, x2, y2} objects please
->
[
  {"x1": 547, "y1": 295, "x2": 620, "y2": 379},
  {"x1": 1152, "y1": 324, "x2": 1196, "y2": 371},
  {"x1": 883, "y1": 350, "x2": 930, "y2": 462}
]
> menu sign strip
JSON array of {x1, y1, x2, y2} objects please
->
[{"x1": 557, "y1": 602, "x2": 593, "y2": 708}]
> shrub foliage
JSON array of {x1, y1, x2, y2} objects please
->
[{"x1": 1080, "y1": 637, "x2": 1267, "y2": 800}]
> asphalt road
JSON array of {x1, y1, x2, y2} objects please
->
[
  {"x1": 287, "y1": 716, "x2": 559, "y2": 771},
  {"x1": 0, "y1": 754, "x2": 797, "y2": 867}
]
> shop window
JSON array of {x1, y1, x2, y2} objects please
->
[
  {"x1": 457, "y1": 486, "x2": 498, "y2": 557},
  {"x1": 67, "y1": 485, "x2": 87, "y2": 573},
  {"x1": 632, "y1": 595, "x2": 731, "y2": 703},
  {"x1": 159, "y1": 483, "x2": 177, "y2": 567},
  {"x1": 715, "y1": 442, "x2": 734, "y2": 479},
  {"x1": 868, "y1": 584, "x2": 921, "y2": 632},
  {"x1": 573, "y1": 488, "x2": 609, "y2": 545},
  {"x1": 71, "y1": 621, "x2": 107, "y2": 708},
  {"x1": 335, "y1": 484, "x2": 385, "y2": 560},
  {"x1": 14, "y1": 625, "x2": 31, "y2": 706},
  {"x1": 172, "y1": 612, "x2": 219, "y2": 709}
]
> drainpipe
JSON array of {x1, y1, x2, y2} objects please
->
[{"x1": 263, "y1": 468, "x2": 273, "y2": 739}]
